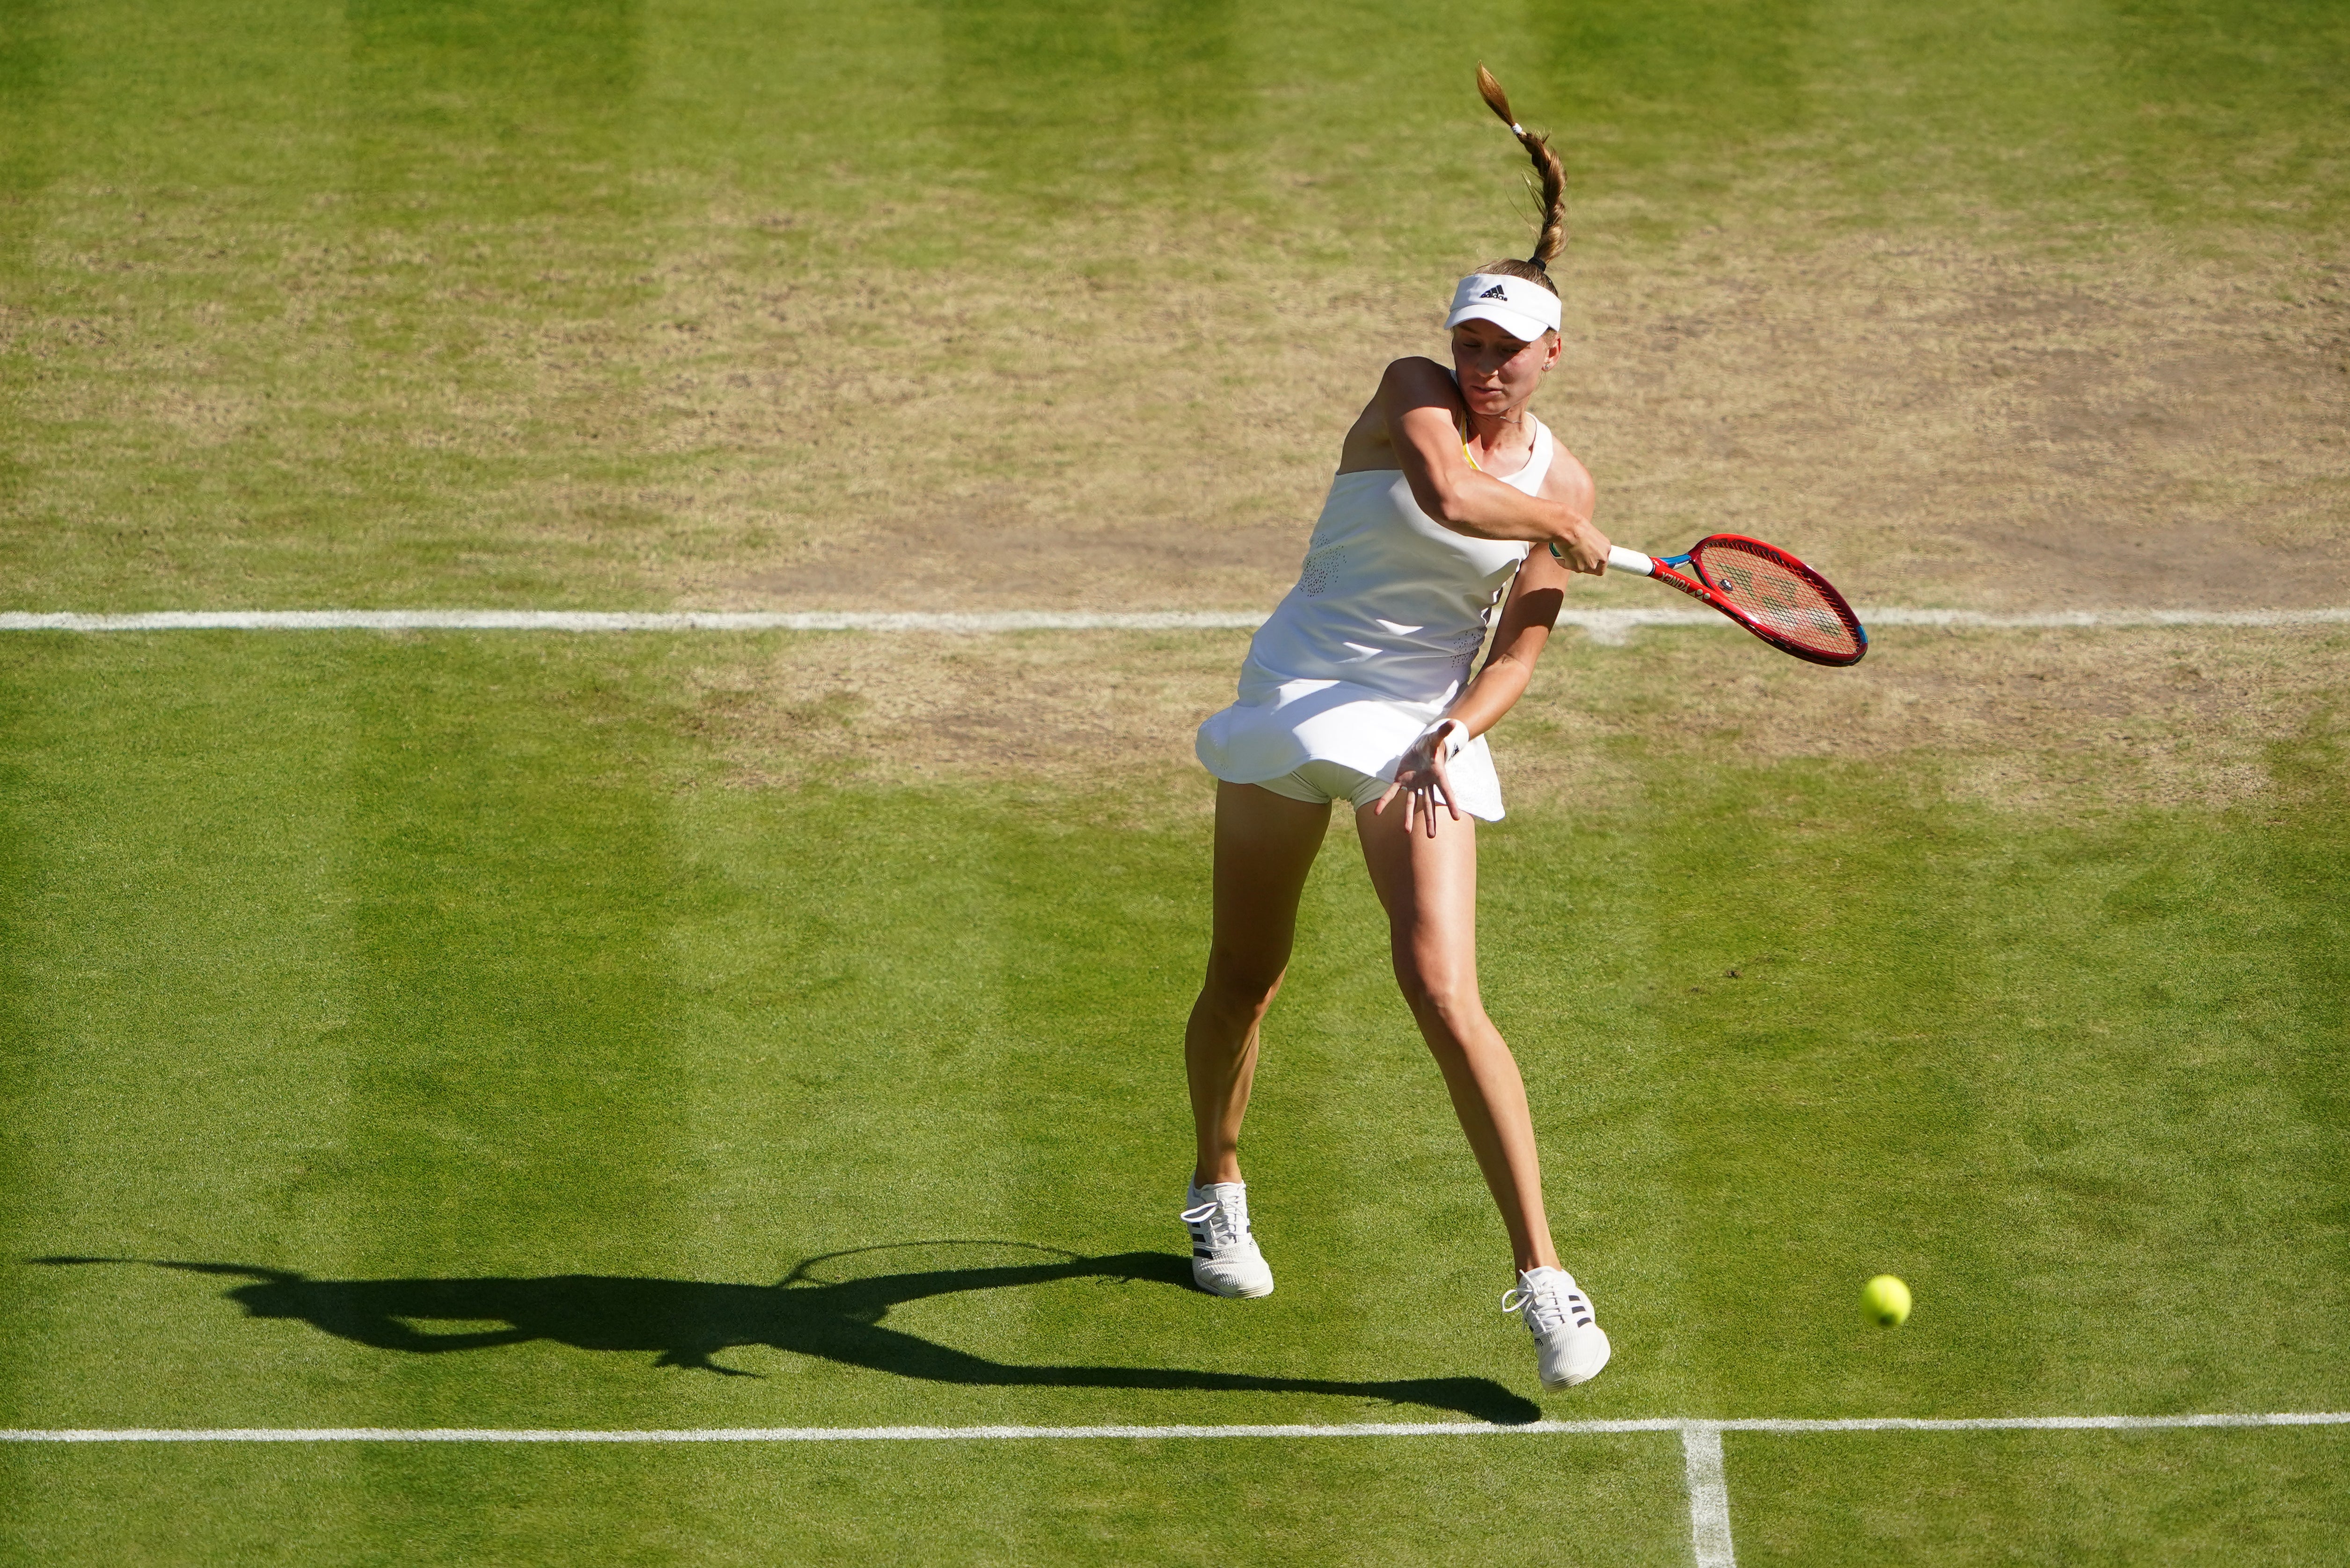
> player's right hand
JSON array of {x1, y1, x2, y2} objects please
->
[{"x1": 1547, "y1": 519, "x2": 1612, "y2": 575}]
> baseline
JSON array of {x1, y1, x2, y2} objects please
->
[{"x1": 3, "y1": 608, "x2": 2346, "y2": 638}]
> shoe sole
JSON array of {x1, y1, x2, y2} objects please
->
[{"x1": 1193, "y1": 1270, "x2": 1274, "y2": 1299}]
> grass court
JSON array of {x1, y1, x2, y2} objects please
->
[{"x1": 4, "y1": 0, "x2": 2349, "y2": 1562}]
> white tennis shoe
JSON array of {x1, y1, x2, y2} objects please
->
[
  {"x1": 1502, "y1": 1266, "x2": 1611, "y2": 1390},
  {"x1": 1181, "y1": 1180, "x2": 1274, "y2": 1298}
]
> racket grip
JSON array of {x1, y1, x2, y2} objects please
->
[{"x1": 1606, "y1": 545, "x2": 1656, "y2": 577}]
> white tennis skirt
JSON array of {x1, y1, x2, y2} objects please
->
[{"x1": 1194, "y1": 675, "x2": 1505, "y2": 821}]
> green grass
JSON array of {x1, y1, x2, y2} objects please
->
[
  {"x1": 1, "y1": 1440, "x2": 1691, "y2": 1566},
  {"x1": 1736, "y1": 1426, "x2": 2350, "y2": 1563},
  {"x1": 7, "y1": 0, "x2": 2348, "y2": 1560},
  {"x1": 3, "y1": 636, "x2": 2345, "y2": 1562},
  {"x1": 1535, "y1": 0, "x2": 2350, "y2": 237}
]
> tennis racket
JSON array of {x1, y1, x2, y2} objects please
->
[{"x1": 1558, "y1": 533, "x2": 1868, "y2": 667}]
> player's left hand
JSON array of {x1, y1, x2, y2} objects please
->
[{"x1": 1374, "y1": 723, "x2": 1464, "y2": 838}]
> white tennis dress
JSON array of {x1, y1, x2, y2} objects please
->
[{"x1": 1195, "y1": 418, "x2": 1553, "y2": 821}]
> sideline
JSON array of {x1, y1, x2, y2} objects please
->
[
  {"x1": 10, "y1": 1411, "x2": 2344, "y2": 1568},
  {"x1": 3, "y1": 607, "x2": 2347, "y2": 640}
]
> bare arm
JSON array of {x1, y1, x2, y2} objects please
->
[
  {"x1": 1374, "y1": 548, "x2": 1571, "y2": 834},
  {"x1": 1375, "y1": 356, "x2": 1609, "y2": 572},
  {"x1": 1446, "y1": 546, "x2": 1569, "y2": 741}
]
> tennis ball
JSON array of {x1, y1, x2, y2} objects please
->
[{"x1": 1862, "y1": 1274, "x2": 1911, "y2": 1327}]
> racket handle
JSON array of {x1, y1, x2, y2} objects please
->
[{"x1": 1606, "y1": 545, "x2": 1656, "y2": 577}]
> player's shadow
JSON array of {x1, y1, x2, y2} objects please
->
[{"x1": 33, "y1": 1246, "x2": 1540, "y2": 1424}]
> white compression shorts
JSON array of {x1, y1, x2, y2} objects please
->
[{"x1": 1247, "y1": 759, "x2": 1392, "y2": 812}]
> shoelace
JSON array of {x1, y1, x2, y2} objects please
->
[
  {"x1": 1180, "y1": 1196, "x2": 1248, "y2": 1251},
  {"x1": 1499, "y1": 1276, "x2": 1589, "y2": 1334}
]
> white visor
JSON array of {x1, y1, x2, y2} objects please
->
[{"x1": 1443, "y1": 272, "x2": 1560, "y2": 343}]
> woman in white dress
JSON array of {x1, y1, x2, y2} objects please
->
[{"x1": 1180, "y1": 71, "x2": 1615, "y2": 1392}]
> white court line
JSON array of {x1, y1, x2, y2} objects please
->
[
  {"x1": 1681, "y1": 1425, "x2": 1738, "y2": 1568},
  {"x1": 2, "y1": 608, "x2": 2346, "y2": 639},
  {"x1": 0, "y1": 610, "x2": 1266, "y2": 633}
]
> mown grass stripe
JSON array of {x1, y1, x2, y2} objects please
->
[{"x1": 6, "y1": 1411, "x2": 2345, "y2": 1442}]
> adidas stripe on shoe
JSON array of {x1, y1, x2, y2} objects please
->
[
  {"x1": 1501, "y1": 1266, "x2": 1611, "y2": 1390},
  {"x1": 1180, "y1": 1180, "x2": 1274, "y2": 1298}
]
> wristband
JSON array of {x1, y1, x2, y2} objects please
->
[{"x1": 1429, "y1": 719, "x2": 1470, "y2": 760}]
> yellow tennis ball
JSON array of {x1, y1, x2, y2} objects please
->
[{"x1": 1862, "y1": 1274, "x2": 1911, "y2": 1327}]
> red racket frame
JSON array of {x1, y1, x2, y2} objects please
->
[{"x1": 1626, "y1": 533, "x2": 1868, "y2": 667}]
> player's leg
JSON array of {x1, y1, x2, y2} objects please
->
[
  {"x1": 1182, "y1": 779, "x2": 1330, "y2": 1297},
  {"x1": 1352, "y1": 801, "x2": 1556, "y2": 1269},
  {"x1": 1187, "y1": 781, "x2": 1330, "y2": 1184},
  {"x1": 1354, "y1": 799, "x2": 1610, "y2": 1387}
]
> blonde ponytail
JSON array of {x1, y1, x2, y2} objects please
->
[{"x1": 1474, "y1": 65, "x2": 1567, "y2": 278}]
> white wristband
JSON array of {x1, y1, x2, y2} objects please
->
[{"x1": 1430, "y1": 719, "x2": 1470, "y2": 760}]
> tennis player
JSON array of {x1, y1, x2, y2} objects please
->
[{"x1": 1180, "y1": 71, "x2": 1613, "y2": 1391}]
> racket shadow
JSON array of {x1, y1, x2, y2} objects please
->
[{"x1": 29, "y1": 1249, "x2": 1542, "y2": 1425}]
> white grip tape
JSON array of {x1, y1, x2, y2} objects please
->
[{"x1": 1607, "y1": 545, "x2": 1656, "y2": 576}]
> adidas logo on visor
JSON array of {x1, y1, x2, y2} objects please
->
[{"x1": 1477, "y1": 284, "x2": 1509, "y2": 300}]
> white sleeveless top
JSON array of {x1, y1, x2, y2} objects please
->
[{"x1": 1195, "y1": 418, "x2": 1552, "y2": 820}]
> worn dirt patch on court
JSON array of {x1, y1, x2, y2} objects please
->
[
  {"x1": 14, "y1": 194, "x2": 2340, "y2": 616},
  {"x1": 679, "y1": 624, "x2": 2347, "y2": 817},
  {"x1": 650, "y1": 212, "x2": 2349, "y2": 615}
]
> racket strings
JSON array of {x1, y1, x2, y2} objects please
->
[{"x1": 1691, "y1": 540, "x2": 1863, "y2": 660}]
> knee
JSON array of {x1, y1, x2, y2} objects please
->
[
  {"x1": 1392, "y1": 957, "x2": 1484, "y2": 1042},
  {"x1": 1200, "y1": 948, "x2": 1285, "y2": 1025}
]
